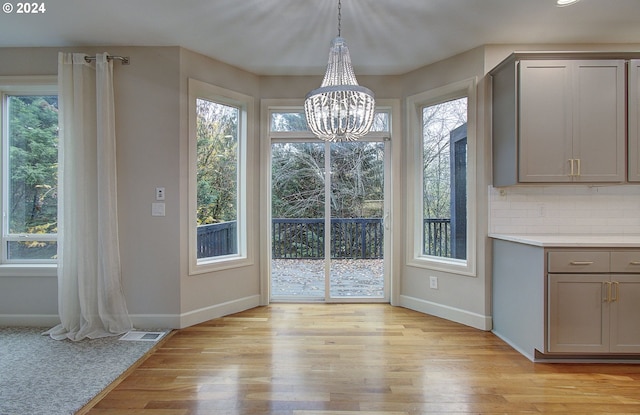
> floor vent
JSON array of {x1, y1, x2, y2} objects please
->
[{"x1": 119, "y1": 331, "x2": 166, "y2": 342}]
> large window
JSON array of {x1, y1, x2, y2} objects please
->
[
  {"x1": 407, "y1": 79, "x2": 476, "y2": 276},
  {"x1": 188, "y1": 79, "x2": 252, "y2": 274},
  {"x1": 1, "y1": 79, "x2": 58, "y2": 265},
  {"x1": 422, "y1": 97, "x2": 467, "y2": 260}
]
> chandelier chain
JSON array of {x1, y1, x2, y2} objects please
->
[{"x1": 337, "y1": 0, "x2": 341, "y2": 37}]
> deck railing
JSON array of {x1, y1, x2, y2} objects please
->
[
  {"x1": 196, "y1": 220, "x2": 237, "y2": 258},
  {"x1": 272, "y1": 218, "x2": 384, "y2": 259},
  {"x1": 423, "y1": 218, "x2": 451, "y2": 258},
  {"x1": 197, "y1": 218, "x2": 451, "y2": 259}
]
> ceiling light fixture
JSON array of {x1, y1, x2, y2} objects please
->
[
  {"x1": 556, "y1": 0, "x2": 581, "y2": 7},
  {"x1": 304, "y1": 0, "x2": 375, "y2": 142}
]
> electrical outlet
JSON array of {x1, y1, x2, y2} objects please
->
[
  {"x1": 429, "y1": 276, "x2": 438, "y2": 290},
  {"x1": 499, "y1": 189, "x2": 507, "y2": 199}
]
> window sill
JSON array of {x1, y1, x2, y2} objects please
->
[
  {"x1": 190, "y1": 256, "x2": 254, "y2": 276},
  {"x1": 407, "y1": 256, "x2": 476, "y2": 278},
  {"x1": 0, "y1": 263, "x2": 57, "y2": 278}
]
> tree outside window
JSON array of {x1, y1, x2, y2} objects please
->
[
  {"x1": 195, "y1": 98, "x2": 239, "y2": 258},
  {"x1": 422, "y1": 97, "x2": 467, "y2": 260},
  {"x1": 4, "y1": 94, "x2": 58, "y2": 261}
]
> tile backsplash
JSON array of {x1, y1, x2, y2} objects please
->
[{"x1": 488, "y1": 185, "x2": 640, "y2": 235}]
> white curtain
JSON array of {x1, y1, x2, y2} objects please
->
[{"x1": 46, "y1": 52, "x2": 132, "y2": 341}]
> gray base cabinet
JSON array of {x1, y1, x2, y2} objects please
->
[{"x1": 492, "y1": 239, "x2": 640, "y2": 361}]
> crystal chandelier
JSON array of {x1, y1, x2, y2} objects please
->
[{"x1": 304, "y1": 0, "x2": 375, "y2": 142}]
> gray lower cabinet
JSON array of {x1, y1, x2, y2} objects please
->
[
  {"x1": 492, "y1": 239, "x2": 640, "y2": 360},
  {"x1": 548, "y1": 250, "x2": 640, "y2": 354}
]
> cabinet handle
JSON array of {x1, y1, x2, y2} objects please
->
[
  {"x1": 611, "y1": 281, "x2": 619, "y2": 302},
  {"x1": 629, "y1": 261, "x2": 640, "y2": 265},
  {"x1": 576, "y1": 158, "x2": 581, "y2": 176},
  {"x1": 570, "y1": 261, "x2": 594, "y2": 265},
  {"x1": 569, "y1": 159, "x2": 575, "y2": 176},
  {"x1": 603, "y1": 281, "x2": 612, "y2": 302}
]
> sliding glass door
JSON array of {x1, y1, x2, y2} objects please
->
[{"x1": 268, "y1": 109, "x2": 390, "y2": 302}]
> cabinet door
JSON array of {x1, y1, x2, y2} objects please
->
[
  {"x1": 629, "y1": 60, "x2": 640, "y2": 182},
  {"x1": 609, "y1": 275, "x2": 640, "y2": 353},
  {"x1": 548, "y1": 273, "x2": 609, "y2": 353},
  {"x1": 518, "y1": 60, "x2": 573, "y2": 182},
  {"x1": 572, "y1": 60, "x2": 625, "y2": 182}
]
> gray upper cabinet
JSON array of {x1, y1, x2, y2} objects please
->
[
  {"x1": 629, "y1": 60, "x2": 640, "y2": 182},
  {"x1": 491, "y1": 54, "x2": 626, "y2": 186}
]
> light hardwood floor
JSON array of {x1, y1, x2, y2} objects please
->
[{"x1": 82, "y1": 304, "x2": 640, "y2": 414}]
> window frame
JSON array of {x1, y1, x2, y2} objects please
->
[
  {"x1": 188, "y1": 78, "x2": 253, "y2": 275},
  {"x1": 405, "y1": 78, "x2": 477, "y2": 277},
  {"x1": 0, "y1": 76, "x2": 58, "y2": 276}
]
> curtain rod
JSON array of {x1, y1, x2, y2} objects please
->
[{"x1": 84, "y1": 55, "x2": 130, "y2": 65}]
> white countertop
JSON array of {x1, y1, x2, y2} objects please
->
[{"x1": 489, "y1": 234, "x2": 640, "y2": 248}]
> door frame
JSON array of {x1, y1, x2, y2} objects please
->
[{"x1": 259, "y1": 99, "x2": 401, "y2": 305}]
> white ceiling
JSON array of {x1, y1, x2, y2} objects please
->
[{"x1": 1, "y1": 0, "x2": 639, "y2": 76}]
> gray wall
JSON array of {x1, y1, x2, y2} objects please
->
[{"x1": 2, "y1": 43, "x2": 638, "y2": 330}]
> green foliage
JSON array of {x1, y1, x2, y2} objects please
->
[
  {"x1": 196, "y1": 98, "x2": 238, "y2": 225},
  {"x1": 7, "y1": 95, "x2": 58, "y2": 235}
]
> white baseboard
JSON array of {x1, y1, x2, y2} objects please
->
[
  {"x1": 491, "y1": 329, "x2": 536, "y2": 361},
  {"x1": 1, "y1": 295, "x2": 262, "y2": 330},
  {"x1": 178, "y1": 294, "x2": 261, "y2": 328},
  {"x1": 129, "y1": 314, "x2": 181, "y2": 330},
  {"x1": 399, "y1": 295, "x2": 492, "y2": 331},
  {"x1": 0, "y1": 314, "x2": 60, "y2": 327}
]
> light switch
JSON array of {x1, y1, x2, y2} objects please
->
[{"x1": 151, "y1": 202, "x2": 165, "y2": 217}]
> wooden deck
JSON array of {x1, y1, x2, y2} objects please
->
[{"x1": 81, "y1": 304, "x2": 640, "y2": 414}]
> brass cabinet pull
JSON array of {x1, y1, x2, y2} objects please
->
[
  {"x1": 603, "y1": 281, "x2": 612, "y2": 302},
  {"x1": 630, "y1": 261, "x2": 640, "y2": 265},
  {"x1": 570, "y1": 261, "x2": 594, "y2": 265},
  {"x1": 611, "y1": 281, "x2": 619, "y2": 302},
  {"x1": 567, "y1": 159, "x2": 582, "y2": 177},
  {"x1": 569, "y1": 159, "x2": 575, "y2": 176}
]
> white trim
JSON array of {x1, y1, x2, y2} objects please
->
[
  {"x1": 0, "y1": 264, "x2": 56, "y2": 277},
  {"x1": 0, "y1": 75, "x2": 57, "y2": 89},
  {"x1": 178, "y1": 294, "x2": 260, "y2": 328},
  {"x1": 399, "y1": 294, "x2": 492, "y2": 331},
  {"x1": 0, "y1": 314, "x2": 60, "y2": 327},
  {"x1": 492, "y1": 329, "x2": 536, "y2": 361},
  {"x1": 0, "y1": 78, "x2": 59, "y2": 265},
  {"x1": 260, "y1": 99, "x2": 400, "y2": 304},
  {"x1": 405, "y1": 77, "x2": 478, "y2": 277},
  {"x1": 0, "y1": 295, "x2": 261, "y2": 329},
  {"x1": 187, "y1": 78, "x2": 254, "y2": 275}
]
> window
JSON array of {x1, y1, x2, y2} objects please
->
[
  {"x1": 188, "y1": 79, "x2": 252, "y2": 274},
  {"x1": 270, "y1": 109, "x2": 390, "y2": 134},
  {"x1": 422, "y1": 97, "x2": 467, "y2": 260},
  {"x1": 406, "y1": 79, "x2": 476, "y2": 276},
  {"x1": 1, "y1": 78, "x2": 58, "y2": 266}
]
